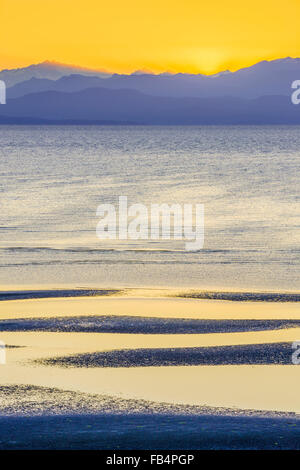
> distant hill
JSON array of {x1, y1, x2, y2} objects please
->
[
  {"x1": 0, "y1": 61, "x2": 111, "y2": 87},
  {"x1": 5, "y1": 58, "x2": 300, "y2": 99},
  {"x1": 1, "y1": 87, "x2": 299, "y2": 125},
  {"x1": 7, "y1": 75, "x2": 106, "y2": 98}
]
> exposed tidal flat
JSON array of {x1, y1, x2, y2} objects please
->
[{"x1": 0, "y1": 288, "x2": 300, "y2": 449}]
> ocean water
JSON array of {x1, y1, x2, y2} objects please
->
[{"x1": 0, "y1": 125, "x2": 299, "y2": 290}]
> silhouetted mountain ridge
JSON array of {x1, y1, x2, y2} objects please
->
[
  {"x1": 0, "y1": 61, "x2": 111, "y2": 87},
  {"x1": 4, "y1": 57, "x2": 300, "y2": 99},
  {"x1": 1, "y1": 86, "x2": 299, "y2": 124}
]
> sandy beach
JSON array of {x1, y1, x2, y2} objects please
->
[{"x1": 0, "y1": 287, "x2": 299, "y2": 449}]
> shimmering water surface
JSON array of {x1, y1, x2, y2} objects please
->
[{"x1": 0, "y1": 125, "x2": 299, "y2": 289}]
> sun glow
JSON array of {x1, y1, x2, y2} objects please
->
[{"x1": 1, "y1": 0, "x2": 300, "y2": 73}]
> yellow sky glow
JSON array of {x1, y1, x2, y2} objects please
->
[{"x1": 1, "y1": 0, "x2": 300, "y2": 74}]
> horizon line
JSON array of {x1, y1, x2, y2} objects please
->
[{"x1": 1, "y1": 56, "x2": 300, "y2": 77}]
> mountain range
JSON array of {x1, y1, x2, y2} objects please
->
[
  {"x1": 0, "y1": 60, "x2": 110, "y2": 87},
  {"x1": 0, "y1": 58, "x2": 300, "y2": 124}
]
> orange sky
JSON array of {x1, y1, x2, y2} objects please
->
[{"x1": 1, "y1": 0, "x2": 300, "y2": 74}]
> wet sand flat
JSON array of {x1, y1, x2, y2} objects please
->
[
  {"x1": 1, "y1": 295, "x2": 300, "y2": 321},
  {"x1": 0, "y1": 289, "x2": 300, "y2": 449},
  {"x1": 1, "y1": 327, "x2": 300, "y2": 412}
]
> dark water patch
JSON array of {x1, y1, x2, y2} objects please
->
[
  {"x1": 0, "y1": 385, "x2": 299, "y2": 449},
  {"x1": 1, "y1": 259, "x2": 299, "y2": 268},
  {"x1": 0, "y1": 384, "x2": 293, "y2": 418},
  {"x1": 0, "y1": 247, "x2": 256, "y2": 254},
  {"x1": 2, "y1": 317, "x2": 300, "y2": 334},
  {"x1": 177, "y1": 291, "x2": 300, "y2": 302},
  {"x1": 40, "y1": 342, "x2": 297, "y2": 368},
  {"x1": 0, "y1": 289, "x2": 121, "y2": 301},
  {"x1": 0, "y1": 413, "x2": 300, "y2": 449}
]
